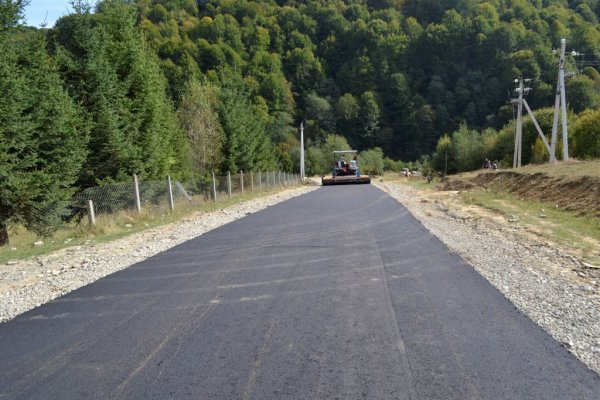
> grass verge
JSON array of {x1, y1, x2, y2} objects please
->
[
  {"x1": 461, "y1": 187, "x2": 600, "y2": 263},
  {"x1": 0, "y1": 185, "x2": 302, "y2": 265}
]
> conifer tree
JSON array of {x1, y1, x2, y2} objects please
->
[
  {"x1": 0, "y1": 10, "x2": 88, "y2": 244},
  {"x1": 218, "y1": 86, "x2": 278, "y2": 172},
  {"x1": 53, "y1": 0, "x2": 188, "y2": 186}
]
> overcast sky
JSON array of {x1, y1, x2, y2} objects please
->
[{"x1": 24, "y1": 0, "x2": 74, "y2": 28}]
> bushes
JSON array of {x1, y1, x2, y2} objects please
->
[
  {"x1": 572, "y1": 108, "x2": 600, "y2": 159},
  {"x1": 358, "y1": 148, "x2": 385, "y2": 175},
  {"x1": 305, "y1": 134, "x2": 351, "y2": 176}
]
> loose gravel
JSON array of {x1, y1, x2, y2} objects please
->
[
  {"x1": 2, "y1": 181, "x2": 598, "y2": 376},
  {"x1": 375, "y1": 179, "x2": 600, "y2": 376}
]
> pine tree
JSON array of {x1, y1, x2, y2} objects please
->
[
  {"x1": 0, "y1": 25, "x2": 88, "y2": 245},
  {"x1": 218, "y1": 86, "x2": 278, "y2": 172},
  {"x1": 53, "y1": 0, "x2": 189, "y2": 186}
]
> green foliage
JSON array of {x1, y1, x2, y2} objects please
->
[
  {"x1": 53, "y1": 1, "x2": 189, "y2": 186},
  {"x1": 383, "y1": 157, "x2": 402, "y2": 172},
  {"x1": 127, "y1": 0, "x2": 600, "y2": 163},
  {"x1": 218, "y1": 86, "x2": 278, "y2": 172},
  {"x1": 357, "y1": 91, "x2": 381, "y2": 149},
  {"x1": 178, "y1": 80, "x2": 225, "y2": 173},
  {"x1": 531, "y1": 136, "x2": 564, "y2": 164},
  {"x1": 572, "y1": 108, "x2": 600, "y2": 159},
  {"x1": 304, "y1": 134, "x2": 351, "y2": 176},
  {"x1": 567, "y1": 75, "x2": 600, "y2": 113},
  {"x1": 519, "y1": 108, "x2": 563, "y2": 165},
  {"x1": 452, "y1": 125, "x2": 483, "y2": 172},
  {"x1": 358, "y1": 148, "x2": 385, "y2": 175},
  {"x1": 0, "y1": 28, "x2": 88, "y2": 242},
  {"x1": 304, "y1": 93, "x2": 335, "y2": 141},
  {"x1": 0, "y1": 0, "x2": 28, "y2": 30},
  {"x1": 431, "y1": 134, "x2": 454, "y2": 174}
]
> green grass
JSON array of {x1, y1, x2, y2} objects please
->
[
  {"x1": 461, "y1": 188, "x2": 600, "y2": 264},
  {"x1": 0, "y1": 185, "x2": 300, "y2": 265},
  {"x1": 456, "y1": 159, "x2": 600, "y2": 180},
  {"x1": 378, "y1": 172, "x2": 439, "y2": 190}
]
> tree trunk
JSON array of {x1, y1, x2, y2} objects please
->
[{"x1": 0, "y1": 221, "x2": 8, "y2": 246}]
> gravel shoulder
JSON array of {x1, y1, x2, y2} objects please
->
[
  {"x1": 2, "y1": 180, "x2": 598, "y2": 376},
  {"x1": 374, "y1": 179, "x2": 600, "y2": 376}
]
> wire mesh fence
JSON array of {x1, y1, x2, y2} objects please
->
[{"x1": 72, "y1": 171, "x2": 300, "y2": 223}]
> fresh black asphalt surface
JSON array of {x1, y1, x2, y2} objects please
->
[{"x1": 1, "y1": 185, "x2": 599, "y2": 399}]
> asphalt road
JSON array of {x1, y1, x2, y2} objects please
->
[{"x1": 1, "y1": 185, "x2": 599, "y2": 399}]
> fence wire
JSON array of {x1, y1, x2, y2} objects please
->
[{"x1": 72, "y1": 172, "x2": 299, "y2": 219}]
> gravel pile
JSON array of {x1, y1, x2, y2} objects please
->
[
  {"x1": 375, "y1": 180, "x2": 600, "y2": 375},
  {"x1": 0, "y1": 186, "x2": 318, "y2": 324}
]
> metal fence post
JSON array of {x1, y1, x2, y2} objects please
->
[
  {"x1": 166, "y1": 175, "x2": 175, "y2": 212},
  {"x1": 240, "y1": 170, "x2": 244, "y2": 195},
  {"x1": 227, "y1": 171, "x2": 232, "y2": 199},
  {"x1": 212, "y1": 172, "x2": 217, "y2": 202},
  {"x1": 251, "y1": 171, "x2": 254, "y2": 192},
  {"x1": 133, "y1": 174, "x2": 141, "y2": 214},
  {"x1": 86, "y1": 200, "x2": 96, "y2": 226},
  {"x1": 259, "y1": 171, "x2": 263, "y2": 190}
]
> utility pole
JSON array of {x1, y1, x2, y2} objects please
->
[
  {"x1": 551, "y1": 38, "x2": 570, "y2": 162},
  {"x1": 513, "y1": 78, "x2": 525, "y2": 168},
  {"x1": 511, "y1": 77, "x2": 552, "y2": 168},
  {"x1": 550, "y1": 73, "x2": 560, "y2": 163},
  {"x1": 512, "y1": 38, "x2": 572, "y2": 167},
  {"x1": 300, "y1": 122, "x2": 305, "y2": 181}
]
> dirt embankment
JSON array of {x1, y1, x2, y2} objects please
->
[{"x1": 439, "y1": 171, "x2": 600, "y2": 217}]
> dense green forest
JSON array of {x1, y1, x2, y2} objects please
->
[
  {"x1": 1, "y1": 0, "x2": 600, "y2": 242},
  {"x1": 129, "y1": 0, "x2": 600, "y2": 167}
]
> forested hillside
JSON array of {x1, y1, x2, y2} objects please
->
[
  {"x1": 1, "y1": 0, "x2": 600, "y2": 241},
  {"x1": 133, "y1": 0, "x2": 600, "y2": 167}
]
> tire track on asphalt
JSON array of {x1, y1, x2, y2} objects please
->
[{"x1": 368, "y1": 223, "x2": 418, "y2": 400}]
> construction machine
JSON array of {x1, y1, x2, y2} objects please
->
[{"x1": 321, "y1": 150, "x2": 371, "y2": 186}]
